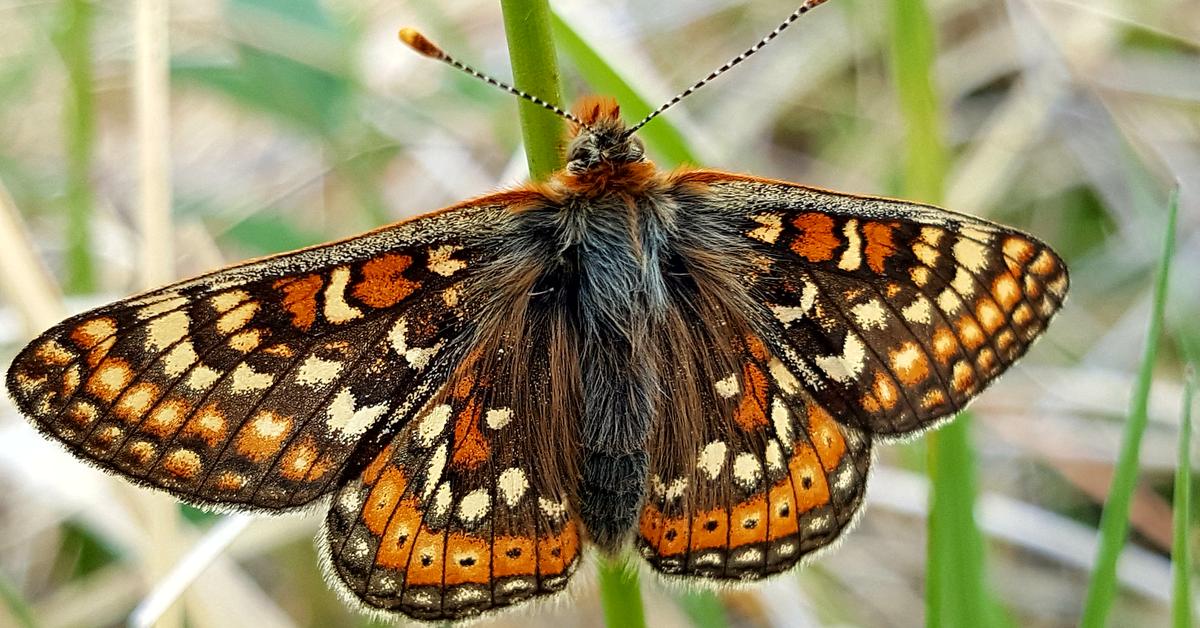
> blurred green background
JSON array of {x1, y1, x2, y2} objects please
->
[{"x1": 0, "y1": 0, "x2": 1197, "y2": 626}]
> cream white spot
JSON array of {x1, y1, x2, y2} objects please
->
[
  {"x1": 425, "y1": 442, "x2": 447, "y2": 499},
  {"x1": 697, "y1": 441, "x2": 728, "y2": 480},
  {"x1": 186, "y1": 365, "x2": 220, "y2": 391},
  {"x1": 162, "y1": 341, "x2": 198, "y2": 377},
  {"x1": 538, "y1": 497, "x2": 568, "y2": 520},
  {"x1": 323, "y1": 267, "x2": 363, "y2": 323},
  {"x1": 851, "y1": 299, "x2": 887, "y2": 330},
  {"x1": 902, "y1": 296, "x2": 932, "y2": 325},
  {"x1": 814, "y1": 334, "x2": 867, "y2": 383},
  {"x1": 326, "y1": 388, "x2": 388, "y2": 438},
  {"x1": 649, "y1": 474, "x2": 666, "y2": 498},
  {"x1": 417, "y1": 404, "x2": 452, "y2": 446},
  {"x1": 914, "y1": 242, "x2": 940, "y2": 266},
  {"x1": 937, "y1": 289, "x2": 963, "y2": 314},
  {"x1": 1048, "y1": 274, "x2": 1068, "y2": 298},
  {"x1": 136, "y1": 295, "x2": 187, "y2": 319},
  {"x1": 216, "y1": 301, "x2": 258, "y2": 334},
  {"x1": 777, "y1": 542, "x2": 797, "y2": 556},
  {"x1": 765, "y1": 440, "x2": 784, "y2": 470},
  {"x1": 230, "y1": 363, "x2": 273, "y2": 392},
  {"x1": 211, "y1": 290, "x2": 250, "y2": 313},
  {"x1": 433, "y1": 482, "x2": 452, "y2": 517},
  {"x1": 296, "y1": 355, "x2": 343, "y2": 386},
  {"x1": 953, "y1": 236, "x2": 989, "y2": 273},
  {"x1": 835, "y1": 464, "x2": 855, "y2": 490},
  {"x1": 442, "y1": 287, "x2": 460, "y2": 307},
  {"x1": 428, "y1": 245, "x2": 467, "y2": 276},
  {"x1": 696, "y1": 553, "x2": 723, "y2": 566},
  {"x1": 892, "y1": 343, "x2": 923, "y2": 371},
  {"x1": 485, "y1": 407, "x2": 513, "y2": 430},
  {"x1": 749, "y1": 213, "x2": 783, "y2": 243},
  {"x1": 498, "y1": 468, "x2": 528, "y2": 507},
  {"x1": 388, "y1": 318, "x2": 440, "y2": 370},
  {"x1": 768, "y1": 359, "x2": 800, "y2": 394},
  {"x1": 771, "y1": 398, "x2": 792, "y2": 444},
  {"x1": 715, "y1": 373, "x2": 739, "y2": 399},
  {"x1": 665, "y1": 478, "x2": 688, "y2": 501},
  {"x1": 733, "y1": 452, "x2": 761, "y2": 489},
  {"x1": 838, "y1": 219, "x2": 862, "y2": 271},
  {"x1": 951, "y1": 267, "x2": 977, "y2": 297},
  {"x1": 733, "y1": 548, "x2": 764, "y2": 564},
  {"x1": 147, "y1": 311, "x2": 189, "y2": 351},
  {"x1": 921, "y1": 227, "x2": 944, "y2": 246},
  {"x1": 458, "y1": 489, "x2": 491, "y2": 524}
]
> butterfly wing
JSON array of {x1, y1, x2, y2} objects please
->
[
  {"x1": 321, "y1": 286, "x2": 583, "y2": 620},
  {"x1": 637, "y1": 280, "x2": 871, "y2": 579},
  {"x1": 5, "y1": 191, "x2": 540, "y2": 511},
  {"x1": 676, "y1": 171, "x2": 1069, "y2": 437}
]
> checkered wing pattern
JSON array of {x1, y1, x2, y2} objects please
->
[
  {"x1": 684, "y1": 172, "x2": 1069, "y2": 437},
  {"x1": 322, "y1": 302, "x2": 583, "y2": 620},
  {"x1": 4, "y1": 194, "x2": 530, "y2": 511}
]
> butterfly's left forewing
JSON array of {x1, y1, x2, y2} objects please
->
[{"x1": 5, "y1": 192, "x2": 537, "y2": 511}]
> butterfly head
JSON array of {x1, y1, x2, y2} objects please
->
[{"x1": 565, "y1": 96, "x2": 646, "y2": 175}]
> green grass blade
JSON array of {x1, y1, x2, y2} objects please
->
[
  {"x1": 499, "y1": 0, "x2": 567, "y2": 180},
  {"x1": 53, "y1": 0, "x2": 97, "y2": 294},
  {"x1": 675, "y1": 590, "x2": 730, "y2": 628},
  {"x1": 549, "y1": 12, "x2": 697, "y2": 167},
  {"x1": 1080, "y1": 190, "x2": 1178, "y2": 626},
  {"x1": 1172, "y1": 363, "x2": 1195, "y2": 628},
  {"x1": 888, "y1": 2, "x2": 997, "y2": 627},
  {"x1": 498, "y1": 3, "x2": 646, "y2": 624},
  {"x1": 597, "y1": 558, "x2": 647, "y2": 628}
]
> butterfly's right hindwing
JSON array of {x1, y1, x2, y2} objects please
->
[{"x1": 5, "y1": 192, "x2": 537, "y2": 511}]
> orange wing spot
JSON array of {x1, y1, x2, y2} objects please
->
[
  {"x1": 791, "y1": 213, "x2": 840, "y2": 263},
  {"x1": 86, "y1": 358, "x2": 133, "y2": 403},
  {"x1": 126, "y1": 440, "x2": 157, "y2": 467},
  {"x1": 180, "y1": 404, "x2": 226, "y2": 446},
  {"x1": 744, "y1": 334, "x2": 770, "y2": 361},
  {"x1": 353, "y1": 253, "x2": 421, "y2": 309},
  {"x1": 234, "y1": 411, "x2": 292, "y2": 462},
  {"x1": 976, "y1": 348, "x2": 998, "y2": 374},
  {"x1": 35, "y1": 340, "x2": 74, "y2": 366},
  {"x1": 1012, "y1": 303, "x2": 1034, "y2": 327},
  {"x1": 451, "y1": 399, "x2": 490, "y2": 469},
  {"x1": 214, "y1": 471, "x2": 247, "y2": 492},
  {"x1": 86, "y1": 336, "x2": 116, "y2": 368},
  {"x1": 493, "y1": 535, "x2": 538, "y2": 578},
  {"x1": 164, "y1": 448, "x2": 202, "y2": 479},
  {"x1": 788, "y1": 444, "x2": 832, "y2": 513},
  {"x1": 955, "y1": 316, "x2": 986, "y2": 350},
  {"x1": 976, "y1": 300, "x2": 1005, "y2": 334},
  {"x1": 733, "y1": 364, "x2": 770, "y2": 431},
  {"x1": 275, "y1": 275, "x2": 323, "y2": 331},
  {"x1": 1029, "y1": 249, "x2": 1057, "y2": 276},
  {"x1": 730, "y1": 495, "x2": 770, "y2": 545},
  {"x1": 262, "y1": 343, "x2": 295, "y2": 358},
  {"x1": 66, "y1": 401, "x2": 99, "y2": 428},
  {"x1": 921, "y1": 389, "x2": 947, "y2": 411},
  {"x1": 951, "y1": 361, "x2": 975, "y2": 394},
  {"x1": 71, "y1": 317, "x2": 117, "y2": 349},
  {"x1": 1002, "y1": 236, "x2": 1035, "y2": 273},
  {"x1": 889, "y1": 341, "x2": 931, "y2": 386},
  {"x1": 862, "y1": 221, "x2": 898, "y2": 273},
  {"x1": 114, "y1": 382, "x2": 160, "y2": 422},
  {"x1": 406, "y1": 529, "x2": 449, "y2": 586},
  {"x1": 279, "y1": 438, "x2": 330, "y2": 481},
  {"x1": 142, "y1": 398, "x2": 189, "y2": 437},
  {"x1": 361, "y1": 444, "x2": 395, "y2": 484},
  {"x1": 932, "y1": 327, "x2": 960, "y2": 364},
  {"x1": 995, "y1": 330, "x2": 1016, "y2": 353},
  {"x1": 768, "y1": 480, "x2": 801, "y2": 539},
  {"x1": 364, "y1": 466, "x2": 411, "y2": 536},
  {"x1": 93, "y1": 425, "x2": 123, "y2": 449},
  {"x1": 62, "y1": 364, "x2": 81, "y2": 397},
  {"x1": 688, "y1": 508, "x2": 731, "y2": 551},
  {"x1": 806, "y1": 404, "x2": 847, "y2": 472},
  {"x1": 639, "y1": 507, "x2": 690, "y2": 556},
  {"x1": 871, "y1": 372, "x2": 900, "y2": 411},
  {"x1": 991, "y1": 275, "x2": 1022, "y2": 312},
  {"x1": 536, "y1": 522, "x2": 581, "y2": 576},
  {"x1": 444, "y1": 533, "x2": 493, "y2": 586}
]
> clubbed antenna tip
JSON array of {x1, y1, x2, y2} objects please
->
[{"x1": 398, "y1": 28, "x2": 444, "y2": 59}]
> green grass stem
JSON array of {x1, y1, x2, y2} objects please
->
[
  {"x1": 1173, "y1": 364, "x2": 1195, "y2": 628},
  {"x1": 1080, "y1": 190, "x2": 1178, "y2": 626},
  {"x1": 498, "y1": 3, "x2": 645, "y2": 625},
  {"x1": 499, "y1": 0, "x2": 567, "y2": 180},
  {"x1": 54, "y1": 0, "x2": 97, "y2": 293},
  {"x1": 888, "y1": 2, "x2": 997, "y2": 627}
]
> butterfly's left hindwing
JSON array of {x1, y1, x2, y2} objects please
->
[{"x1": 5, "y1": 193, "x2": 534, "y2": 511}]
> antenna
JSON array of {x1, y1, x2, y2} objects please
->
[
  {"x1": 623, "y1": 0, "x2": 831, "y2": 137},
  {"x1": 398, "y1": 28, "x2": 586, "y2": 128}
]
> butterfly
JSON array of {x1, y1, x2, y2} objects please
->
[{"x1": 5, "y1": 2, "x2": 1067, "y2": 623}]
